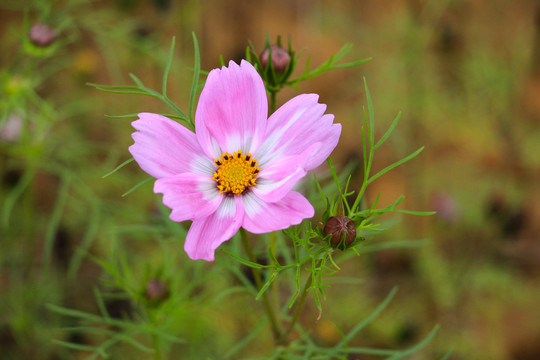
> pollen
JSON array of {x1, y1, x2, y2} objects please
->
[{"x1": 211, "y1": 150, "x2": 260, "y2": 195}]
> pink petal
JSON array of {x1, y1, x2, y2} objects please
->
[
  {"x1": 154, "y1": 173, "x2": 222, "y2": 222},
  {"x1": 184, "y1": 196, "x2": 244, "y2": 261},
  {"x1": 129, "y1": 113, "x2": 214, "y2": 178},
  {"x1": 195, "y1": 60, "x2": 268, "y2": 159},
  {"x1": 256, "y1": 94, "x2": 341, "y2": 171},
  {"x1": 242, "y1": 191, "x2": 314, "y2": 234},
  {"x1": 252, "y1": 149, "x2": 310, "y2": 203}
]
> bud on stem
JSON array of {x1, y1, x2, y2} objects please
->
[
  {"x1": 324, "y1": 216, "x2": 356, "y2": 250},
  {"x1": 28, "y1": 23, "x2": 57, "y2": 47},
  {"x1": 260, "y1": 45, "x2": 291, "y2": 74}
]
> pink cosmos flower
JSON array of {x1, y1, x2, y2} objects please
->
[{"x1": 129, "y1": 60, "x2": 341, "y2": 261}]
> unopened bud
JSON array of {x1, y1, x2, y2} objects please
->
[
  {"x1": 0, "y1": 114, "x2": 23, "y2": 143},
  {"x1": 260, "y1": 45, "x2": 290, "y2": 73},
  {"x1": 29, "y1": 23, "x2": 56, "y2": 47},
  {"x1": 146, "y1": 279, "x2": 169, "y2": 302},
  {"x1": 324, "y1": 216, "x2": 356, "y2": 250}
]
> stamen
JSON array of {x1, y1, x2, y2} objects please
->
[{"x1": 212, "y1": 149, "x2": 260, "y2": 196}]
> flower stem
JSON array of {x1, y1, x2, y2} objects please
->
[
  {"x1": 280, "y1": 257, "x2": 325, "y2": 345},
  {"x1": 152, "y1": 334, "x2": 163, "y2": 360},
  {"x1": 240, "y1": 229, "x2": 283, "y2": 342},
  {"x1": 278, "y1": 263, "x2": 315, "y2": 345},
  {"x1": 269, "y1": 91, "x2": 277, "y2": 114}
]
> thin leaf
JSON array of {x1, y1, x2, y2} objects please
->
[
  {"x1": 87, "y1": 83, "x2": 141, "y2": 91},
  {"x1": 212, "y1": 286, "x2": 252, "y2": 303},
  {"x1": 385, "y1": 325, "x2": 440, "y2": 360},
  {"x1": 333, "y1": 44, "x2": 352, "y2": 62},
  {"x1": 94, "y1": 287, "x2": 110, "y2": 320},
  {"x1": 47, "y1": 303, "x2": 104, "y2": 322},
  {"x1": 224, "y1": 318, "x2": 268, "y2": 359},
  {"x1": 128, "y1": 73, "x2": 145, "y2": 88},
  {"x1": 332, "y1": 58, "x2": 372, "y2": 68},
  {"x1": 333, "y1": 347, "x2": 398, "y2": 356},
  {"x1": 68, "y1": 198, "x2": 99, "y2": 277},
  {"x1": 104, "y1": 113, "x2": 139, "y2": 119},
  {"x1": 222, "y1": 250, "x2": 268, "y2": 269},
  {"x1": 102, "y1": 158, "x2": 134, "y2": 178},
  {"x1": 51, "y1": 340, "x2": 102, "y2": 353},
  {"x1": 122, "y1": 177, "x2": 153, "y2": 197},
  {"x1": 256, "y1": 271, "x2": 278, "y2": 300},
  {"x1": 111, "y1": 332, "x2": 155, "y2": 353},
  {"x1": 375, "y1": 112, "x2": 401, "y2": 150},
  {"x1": 43, "y1": 177, "x2": 71, "y2": 267},
  {"x1": 90, "y1": 88, "x2": 149, "y2": 96},
  {"x1": 162, "y1": 36, "x2": 175, "y2": 96},
  {"x1": 440, "y1": 348, "x2": 454, "y2": 360},
  {"x1": 368, "y1": 146, "x2": 424, "y2": 184},
  {"x1": 363, "y1": 78, "x2": 375, "y2": 147},
  {"x1": 2, "y1": 167, "x2": 35, "y2": 228},
  {"x1": 189, "y1": 32, "x2": 201, "y2": 127},
  {"x1": 157, "y1": 113, "x2": 189, "y2": 121},
  {"x1": 327, "y1": 158, "x2": 348, "y2": 212},
  {"x1": 312, "y1": 173, "x2": 327, "y2": 208},
  {"x1": 339, "y1": 287, "x2": 398, "y2": 346}
]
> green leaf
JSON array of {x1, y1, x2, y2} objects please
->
[
  {"x1": 363, "y1": 78, "x2": 375, "y2": 147},
  {"x1": 256, "y1": 271, "x2": 278, "y2": 300},
  {"x1": 212, "y1": 286, "x2": 252, "y2": 303},
  {"x1": 440, "y1": 348, "x2": 455, "y2": 360},
  {"x1": 87, "y1": 83, "x2": 142, "y2": 91},
  {"x1": 332, "y1": 57, "x2": 371, "y2": 69},
  {"x1": 162, "y1": 36, "x2": 175, "y2": 97},
  {"x1": 102, "y1": 158, "x2": 134, "y2": 178},
  {"x1": 375, "y1": 112, "x2": 401, "y2": 150},
  {"x1": 43, "y1": 177, "x2": 71, "y2": 267},
  {"x1": 128, "y1": 73, "x2": 145, "y2": 88},
  {"x1": 312, "y1": 173, "x2": 328, "y2": 209},
  {"x1": 104, "y1": 113, "x2": 139, "y2": 119},
  {"x1": 189, "y1": 32, "x2": 201, "y2": 128},
  {"x1": 111, "y1": 332, "x2": 155, "y2": 353},
  {"x1": 343, "y1": 347, "x2": 397, "y2": 356},
  {"x1": 47, "y1": 303, "x2": 104, "y2": 322},
  {"x1": 327, "y1": 157, "x2": 350, "y2": 214},
  {"x1": 385, "y1": 325, "x2": 440, "y2": 360},
  {"x1": 51, "y1": 340, "x2": 104, "y2": 353},
  {"x1": 339, "y1": 287, "x2": 398, "y2": 346},
  {"x1": 333, "y1": 43, "x2": 352, "y2": 63},
  {"x1": 94, "y1": 287, "x2": 110, "y2": 320},
  {"x1": 122, "y1": 177, "x2": 153, "y2": 197},
  {"x1": 68, "y1": 196, "x2": 100, "y2": 278},
  {"x1": 224, "y1": 317, "x2": 268, "y2": 359},
  {"x1": 222, "y1": 250, "x2": 268, "y2": 269},
  {"x1": 2, "y1": 167, "x2": 35, "y2": 228},
  {"x1": 88, "y1": 88, "x2": 149, "y2": 96},
  {"x1": 368, "y1": 146, "x2": 424, "y2": 184}
]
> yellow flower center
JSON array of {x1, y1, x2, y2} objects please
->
[{"x1": 212, "y1": 150, "x2": 260, "y2": 195}]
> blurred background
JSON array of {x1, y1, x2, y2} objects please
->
[{"x1": 1, "y1": 0, "x2": 539, "y2": 359}]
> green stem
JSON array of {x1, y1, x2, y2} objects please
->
[
  {"x1": 240, "y1": 229, "x2": 283, "y2": 342},
  {"x1": 279, "y1": 259, "x2": 322, "y2": 345},
  {"x1": 152, "y1": 334, "x2": 163, "y2": 360},
  {"x1": 269, "y1": 91, "x2": 277, "y2": 114},
  {"x1": 269, "y1": 232, "x2": 282, "y2": 330}
]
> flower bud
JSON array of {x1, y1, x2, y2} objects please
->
[
  {"x1": 146, "y1": 279, "x2": 169, "y2": 302},
  {"x1": 324, "y1": 216, "x2": 356, "y2": 250},
  {"x1": 260, "y1": 45, "x2": 290, "y2": 74},
  {"x1": 0, "y1": 114, "x2": 23, "y2": 143},
  {"x1": 28, "y1": 23, "x2": 56, "y2": 47}
]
